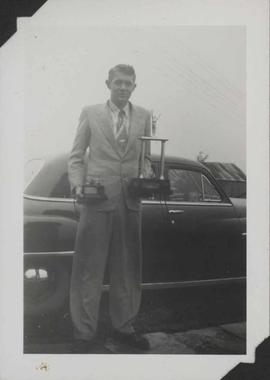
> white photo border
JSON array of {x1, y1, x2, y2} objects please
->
[{"x1": 0, "y1": 1, "x2": 269, "y2": 379}]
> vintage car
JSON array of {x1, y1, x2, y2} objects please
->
[{"x1": 24, "y1": 153, "x2": 246, "y2": 317}]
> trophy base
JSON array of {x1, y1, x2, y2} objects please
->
[{"x1": 129, "y1": 178, "x2": 171, "y2": 199}]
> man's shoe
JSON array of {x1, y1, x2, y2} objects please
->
[{"x1": 113, "y1": 330, "x2": 150, "y2": 351}]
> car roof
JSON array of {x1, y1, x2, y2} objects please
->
[
  {"x1": 44, "y1": 152, "x2": 206, "y2": 170},
  {"x1": 24, "y1": 151, "x2": 230, "y2": 200},
  {"x1": 202, "y1": 162, "x2": 246, "y2": 181}
]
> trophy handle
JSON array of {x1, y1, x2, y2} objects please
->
[
  {"x1": 138, "y1": 137, "x2": 168, "y2": 179},
  {"x1": 160, "y1": 140, "x2": 166, "y2": 180},
  {"x1": 139, "y1": 139, "x2": 146, "y2": 178}
]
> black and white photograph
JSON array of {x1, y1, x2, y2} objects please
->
[
  {"x1": 23, "y1": 26, "x2": 247, "y2": 356},
  {"x1": 0, "y1": 1, "x2": 269, "y2": 380}
]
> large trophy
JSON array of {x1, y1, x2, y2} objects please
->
[{"x1": 129, "y1": 112, "x2": 171, "y2": 198}]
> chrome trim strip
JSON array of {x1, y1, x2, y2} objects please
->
[
  {"x1": 24, "y1": 194, "x2": 232, "y2": 207},
  {"x1": 101, "y1": 276, "x2": 246, "y2": 291},
  {"x1": 142, "y1": 200, "x2": 232, "y2": 207},
  {"x1": 24, "y1": 194, "x2": 75, "y2": 203},
  {"x1": 164, "y1": 201, "x2": 232, "y2": 207},
  {"x1": 24, "y1": 251, "x2": 75, "y2": 256},
  {"x1": 141, "y1": 200, "x2": 162, "y2": 205},
  {"x1": 242, "y1": 232, "x2": 247, "y2": 236}
]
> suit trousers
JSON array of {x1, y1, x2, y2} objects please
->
[{"x1": 70, "y1": 197, "x2": 142, "y2": 340}]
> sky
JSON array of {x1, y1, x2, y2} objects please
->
[{"x1": 24, "y1": 25, "x2": 246, "y2": 170}]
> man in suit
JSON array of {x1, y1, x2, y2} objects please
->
[{"x1": 68, "y1": 64, "x2": 151, "y2": 353}]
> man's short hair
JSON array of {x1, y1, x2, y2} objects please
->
[{"x1": 108, "y1": 64, "x2": 136, "y2": 82}]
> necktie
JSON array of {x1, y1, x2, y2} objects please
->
[
  {"x1": 116, "y1": 109, "x2": 125, "y2": 134},
  {"x1": 116, "y1": 110, "x2": 128, "y2": 152}
]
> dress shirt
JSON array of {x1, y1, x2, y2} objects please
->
[{"x1": 108, "y1": 100, "x2": 130, "y2": 139}]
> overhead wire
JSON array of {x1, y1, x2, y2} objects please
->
[{"x1": 148, "y1": 36, "x2": 245, "y2": 124}]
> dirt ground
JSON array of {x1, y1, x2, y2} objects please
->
[
  {"x1": 24, "y1": 284, "x2": 246, "y2": 354},
  {"x1": 24, "y1": 322, "x2": 246, "y2": 354}
]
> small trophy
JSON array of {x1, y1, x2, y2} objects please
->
[
  {"x1": 129, "y1": 112, "x2": 171, "y2": 198},
  {"x1": 78, "y1": 179, "x2": 107, "y2": 203}
]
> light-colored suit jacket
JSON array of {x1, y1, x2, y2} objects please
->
[{"x1": 68, "y1": 102, "x2": 151, "y2": 211}]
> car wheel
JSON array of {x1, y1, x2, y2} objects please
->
[{"x1": 24, "y1": 258, "x2": 70, "y2": 317}]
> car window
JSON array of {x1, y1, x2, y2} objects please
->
[
  {"x1": 168, "y1": 168, "x2": 221, "y2": 202},
  {"x1": 201, "y1": 174, "x2": 222, "y2": 201},
  {"x1": 141, "y1": 163, "x2": 162, "y2": 201},
  {"x1": 24, "y1": 156, "x2": 72, "y2": 199},
  {"x1": 24, "y1": 159, "x2": 45, "y2": 189}
]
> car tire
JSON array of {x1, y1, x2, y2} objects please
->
[{"x1": 24, "y1": 257, "x2": 70, "y2": 317}]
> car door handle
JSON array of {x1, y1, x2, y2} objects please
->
[{"x1": 168, "y1": 209, "x2": 185, "y2": 214}]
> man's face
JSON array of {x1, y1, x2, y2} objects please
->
[{"x1": 106, "y1": 71, "x2": 136, "y2": 108}]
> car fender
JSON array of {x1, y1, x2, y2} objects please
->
[{"x1": 24, "y1": 214, "x2": 77, "y2": 253}]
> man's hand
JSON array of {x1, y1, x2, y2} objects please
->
[{"x1": 75, "y1": 186, "x2": 83, "y2": 201}]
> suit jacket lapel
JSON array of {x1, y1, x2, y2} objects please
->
[{"x1": 98, "y1": 103, "x2": 121, "y2": 157}]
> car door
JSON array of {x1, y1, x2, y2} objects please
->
[
  {"x1": 141, "y1": 196, "x2": 172, "y2": 284},
  {"x1": 154, "y1": 163, "x2": 245, "y2": 283}
]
